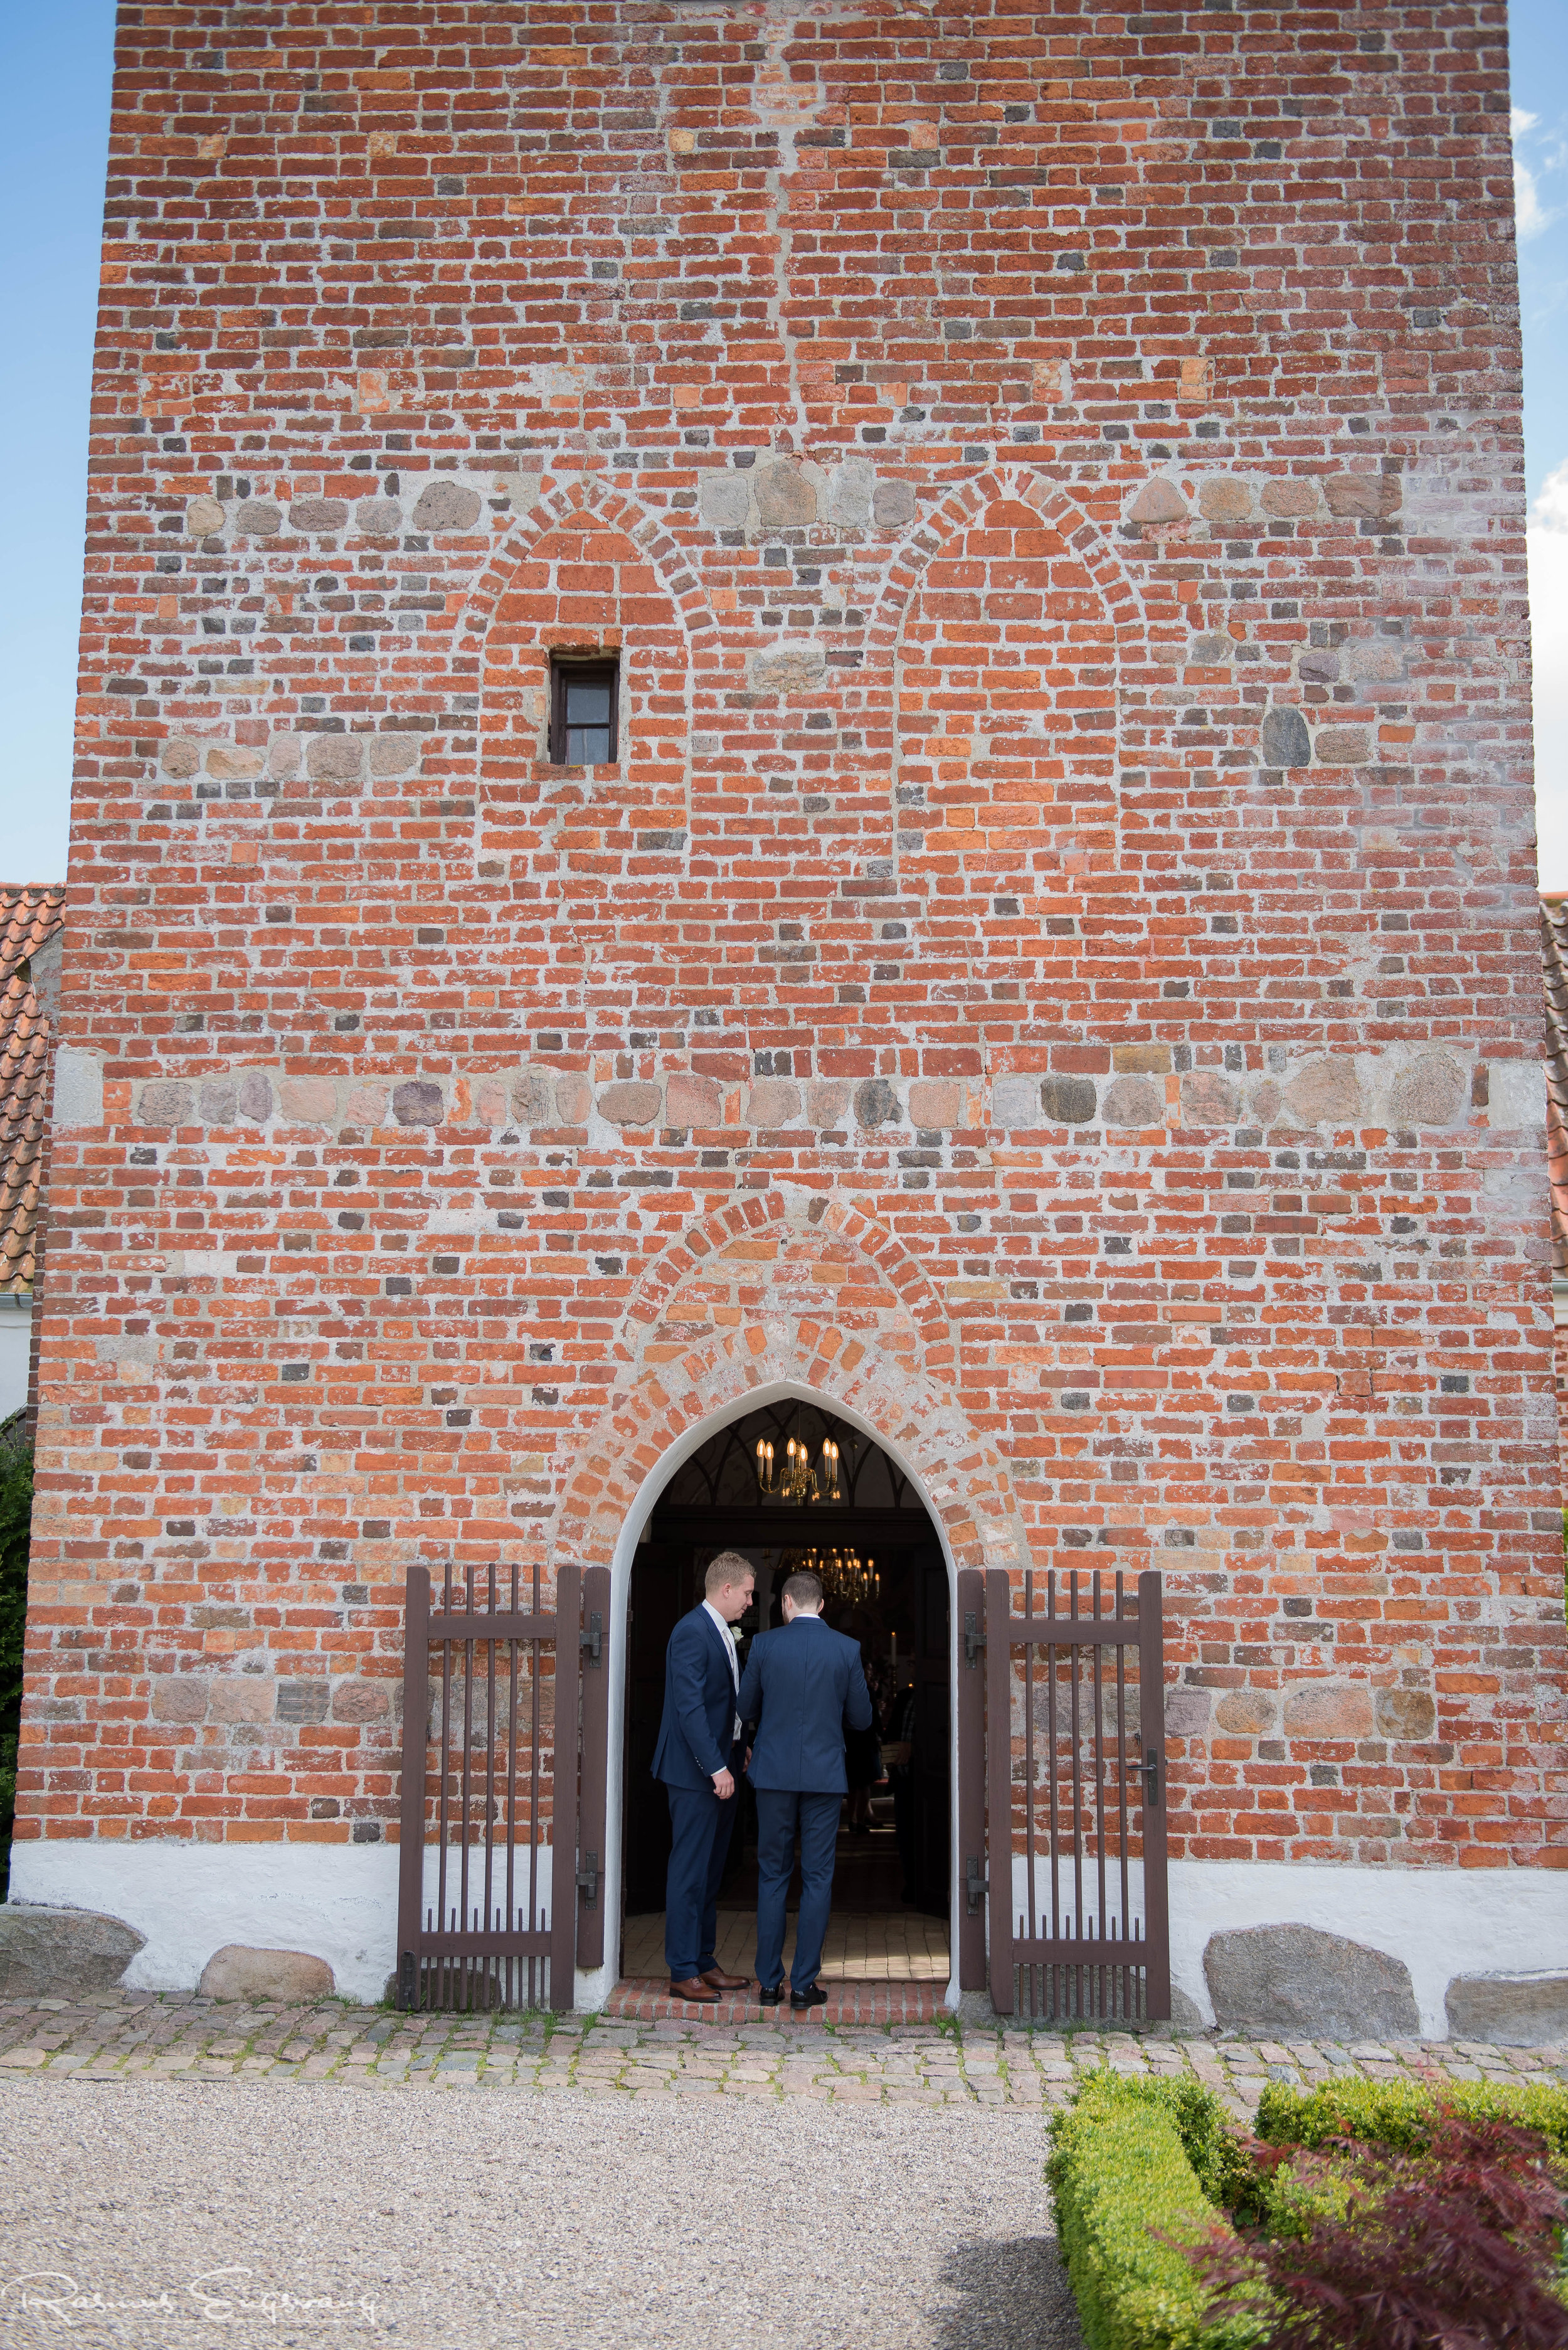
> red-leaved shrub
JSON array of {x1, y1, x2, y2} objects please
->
[{"x1": 1195, "y1": 2107, "x2": 1568, "y2": 2350}]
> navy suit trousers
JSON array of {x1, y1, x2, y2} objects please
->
[
  {"x1": 755, "y1": 1788, "x2": 840, "y2": 1992},
  {"x1": 664, "y1": 1774, "x2": 739, "y2": 1981}
]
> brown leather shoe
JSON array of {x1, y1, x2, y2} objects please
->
[
  {"x1": 700, "y1": 1967, "x2": 751, "y2": 1991},
  {"x1": 668, "y1": 1976, "x2": 721, "y2": 2002}
]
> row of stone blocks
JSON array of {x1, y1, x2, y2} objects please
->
[{"x1": 1, "y1": 1905, "x2": 1564, "y2": 2045}]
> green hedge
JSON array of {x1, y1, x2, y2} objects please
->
[
  {"x1": 1046, "y1": 2073, "x2": 1271, "y2": 2350},
  {"x1": 1256, "y1": 2075, "x2": 1568, "y2": 2166}
]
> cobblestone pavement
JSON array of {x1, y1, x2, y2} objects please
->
[{"x1": 1, "y1": 1987, "x2": 1563, "y2": 2109}]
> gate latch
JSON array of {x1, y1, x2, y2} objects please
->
[
  {"x1": 581, "y1": 1612, "x2": 603, "y2": 1667},
  {"x1": 576, "y1": 1850, "x2": 600, "y2": 1908},
  {"x1": 398, "y1": 1948, "x2": 418, "y2": 2012},
  {"x1": 965, "y1": 1855, "x2": 988, "y2": 1916},
  {"x1": 1141, "y1": 1745, "x2": 1162, "y2": 1807},
  {"x1": 963, "y1": 1611, "x2": 986, "y2": 1669}
]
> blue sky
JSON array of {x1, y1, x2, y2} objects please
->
[{"x1": 3, "y1": 3, "x2": 1567, "y2": 883}]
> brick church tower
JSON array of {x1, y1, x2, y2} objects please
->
[{"x1": 15, "y1": 0, "x2": 1567, "y2": 2034}]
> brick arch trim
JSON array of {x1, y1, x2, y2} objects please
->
[
  {"x1": 455, "y1": 475, "x2": 721, "y2": 667},
  {"x1": 553, "y1": 1191, "x2": 1026, "y2": 1578},
  {"x1": 866, "y1": 465, "x2": 1151, "y2": 662}
]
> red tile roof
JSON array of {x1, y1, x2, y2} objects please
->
[{"x1": 0, "y1": 885, "x2": 65, "y2": 1295}]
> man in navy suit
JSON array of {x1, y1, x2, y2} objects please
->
[
  {"x1": 651, "y1": 1550, "x2": 756, "y2": 2002},
  {"x1": 738, "y1": 1566, "x2": 872, "y2": 2010}
]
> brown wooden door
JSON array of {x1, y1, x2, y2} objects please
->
[{"x1": 983, "y1": 1566, "x2": 1170, "y2": 2023}]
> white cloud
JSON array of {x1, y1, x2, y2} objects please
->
[
  {"x1": 1517, "y1": 155, "x2": 1554, "y2": 242},
  {"x1": 1530, "y1": 465, "x2": 1568, "y2": 888},
  {"x1": 1513, "y1": 106, "x2": 1540, "y2": 138}
]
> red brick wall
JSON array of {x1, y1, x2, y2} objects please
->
[{"x1": 21, "y1": 0, "x2": 1566, "y2": 1873}]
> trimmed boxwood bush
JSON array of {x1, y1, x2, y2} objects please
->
[
  {"x1": 1046, "y1": 2073, "x2": 1271, "y2": 2350},
  {"x1": 1256, "y1": 2076, "x2": 1568, "y2": 2168}
]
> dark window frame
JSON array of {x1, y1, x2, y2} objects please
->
[{"x1": 548, "y1": 652, "x2": 620, "y2": 767}]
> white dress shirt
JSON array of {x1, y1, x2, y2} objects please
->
[{"x1": 702, "y1": 1599, "x2": 743, "y2": 1745}]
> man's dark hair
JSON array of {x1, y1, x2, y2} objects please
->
[
  {"x1": 704, "y1": 1549, "x2": 754, "y2": 1597},
  {"x1": 781, "y1": 1570, "x2": 823, "y2": 1611}
]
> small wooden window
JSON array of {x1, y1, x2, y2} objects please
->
[{"x1": 549, "y1": 656, "x2": 619, "y2": 765}]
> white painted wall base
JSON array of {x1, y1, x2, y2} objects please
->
[
  {"x1": 0, "y1": 1297, "x2": 33, "y2": 1423},
  {"x1": 13, "y1": 1838, "x2": 1567, "y2": 2033}
]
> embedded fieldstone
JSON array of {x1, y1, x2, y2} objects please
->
[
  {"x1": 1260, "y1": 705, "x2": 1311, "y2": 768},
  {"x1": 598, "y1": 1080, "x2": 662, "y2": 1126},
  {"x1": 1282, "y1": 1679, "x2": 1375, "y2": 1740},
  {"x1": 1374, "y1": 1686, "x2": 1437, "y2": 1741},
  {"x1": 1283, "y1": 1056, "x2": 1361, "y2": 1126},
  {"x1": 666, "y1": 1073, "x2": 722, "y2": 1130},
  {"x1": 393, "y1": 1079, "x2": 445, "y2": 1126},
  {"x1": 305, "y1": 734, "x2": 365, "y2": 781},
  {"x1": 1198, "y1": 477, "x2": 1253, "y2": 522},
  {"x1": 1323, "y1": 472, "x2": 1401, "y2": 521},
  {"x1": 232, "y1": 499, "x2": 282, "y2": 535},
  {"x1": 747, "y1": 1077, "x2": 802, "y2": 1127},
  {"x1": 553, "y1": 1073, "x2": 592, "y2": 1124},
  {"x1": 807, "y1": 1080, "x2": 849, "y2": 1127},
  {"x1": 854, "y1": 1077, "x2": 900, "y2": 1129},
  {"x1": 1128, "y1": 477, "x2": 1188, "y2": 525},
  {"x1": 280, "y1": 1078, "x2": 336, "y2": 1123},
  {"x1": 199, "y1": 1078, "x2": 237, "y2": 1126},
  {"x1": 289, "y1": 496, "x2": 348, "y2": 533},
  {"x1": 139, "y1": 1081, "x2": 194, "y2": 1127},
  {"x1": 990, "y1": 1075, "x2": 1039, "y2": 1129},
  {"x1": 754, "y1": 459, "x2": 818, "y2": 526},
  {"x1": 1180, "y1": 1071, "x2": 1239, "y2": 1127},
  {"x1": 1342, "y1": 639, "x2": 1404, "y2": 681},
  {"x1": 1216, "y1": 1689, "x2": 1277, "y2": 1735},
  {"x1": 1261, "y1": 479, "x2": 1318, "y2": 518},
  {"x1": 829, "y1": 457, "x2": 874, "y2": 528},
  {"x1": 1102, "y1": 1075, "x2": 1163, "y2": 1128},
  {"x1": 1169, "y1": 1984, "x2": 1207, "y2": 2031},
  {"x1": 267, "y1": 731, "x2": 302, "y2": 778},
  {"x1": 1189, "y1": 632, "x2": 1235, "y2": 664},
  {"x1": 0, "y1": 1905, "x2": 145, "y2": 1999},
  {"x1": 345, "y1": 1083, "x2": 387, "y2": 1128},
  {"x1": 699, "y1": 471, "x2": 751, "y2": 530},
  {"x1": 1204, "y1": 1925, "x2": 1419, "y2": 2039},
  {"x1": 908, "y1": 1079, "x2": 962, "y2": 1129},
  {"x1": 206, "y1": 745, "x2": 262, "y2": 782},
  {"x1": 1297, "y1": 651, "x2": 1340, "y2": 684},
  {"x1": 748, "y1": 643, "x2": 826, "y2": 695},
  {"x1": 369, "y1": 734, "x2": 420, "y2": 777},
  {"x1": 872, "y1": 476, "x2": 917, "y2": 527},
  {"x1": 331, "y1": 1675, "x2": 390, "y2": 1722},
  {"x1": 1444, "y1": 1972, "x2": 1568, "y2": 2048},
  {"x1": 354, "y1": 496, "x2": 403, "y2": 534},
  {"x1": 198, "y1": 1944, "x2": 336, "y2": 2002},
  {"x1": 1389, "y1": 1051, "x2": 1465, "y2": 1129},
  {"x1": 161, "y1": 737, "x2": 203, "y2": 779},
  {"x1": 237, "y1": 1072, "x2": 274, "y2": 1123},
  {"x1": 413, "y1": 479, "x2": 482, "y2": 531},
  {"x1": 509, "y1": 1069, "x2": 556, "y2": 1127},
  {"x1": 1039, "y1": 1074, "x2": 1098, "y2": 1125},
  {"x1": 1313, "y1": 725, "x2": 1370, "y2": 765},
  {"x1": 186, "y1": 496, "x2": 225, "y2": 536}
]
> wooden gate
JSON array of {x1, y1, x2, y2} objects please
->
[
  {"x1": 396, "y1": 1561, "x2": 610, "y2": 2012},
  {"x1": 982, "y1": 1566, "x2": 1170, "y2": 2023}
]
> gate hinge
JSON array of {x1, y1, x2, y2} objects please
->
[
  {"x1": 965, "y1": 1855, "x2": 988, "y2": 1916},
  {"x1": 581, "y1": 1611, "x2": 602, "y2": 1667},
  {"x1": 398, "y1": 1948, "x2": 418, "y2": 2012},
  {"x1": 963, "y1": 1610, "x2": 985, "y2": 1669},
  {"x1": 1142, "y1": 1745, "x2": 1162, "y2": 1807},
  {"x1": 576, "y1": 1851, "x2": 599, "y2": 1908}
]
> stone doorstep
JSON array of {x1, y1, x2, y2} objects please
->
[{"x1": 603, "y1": 1978, "x2": 946, "y2": 2026}]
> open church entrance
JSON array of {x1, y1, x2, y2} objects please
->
[{"x1": 621, "y1": 1401, "x2": 951, "y2": 1989}]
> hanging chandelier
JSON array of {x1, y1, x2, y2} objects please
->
[
  {"x1": 781, "y1": 1544, "x2": 879, "y2": 1605},
  {"x1": 755, "y1": 1422, "x2": 847, "y2": 1506}
]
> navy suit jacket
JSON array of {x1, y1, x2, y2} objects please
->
[
  {"x1": 651, "y1": 1605, "x2": 740, "y2": 1788},
  {"x1": 738, "y1": 1615, "x2": 872, "y2": 1794}
]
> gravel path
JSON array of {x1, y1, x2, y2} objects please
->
[{"x1": 0, "y1": 2080, "x2": 1086, "y2": 2350}]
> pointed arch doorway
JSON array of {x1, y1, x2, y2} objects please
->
[{"x1": 620, "y1": 1398, "x2": 953, "y2": 1993}]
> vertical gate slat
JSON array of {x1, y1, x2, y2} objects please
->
[
  {"x1": 955, "y1": 1566, "x2": 987, "y2": 1992},
  {"x1": 984, "y1": 1568, "x2": 1015, "y2": 2014},
  {"x1": 576, "y1": 1565, "x2": 611, "y2": 1971},
  {"x1": 395, "y1": 1566, "x2": 430, "y2": 2009},
  {"x1": 1138, "y1": 1568, "x2": 1172, "y2": 2020},
  {"x1": 549, "y1": 1563, "x2": 581, "y2": 2011}
]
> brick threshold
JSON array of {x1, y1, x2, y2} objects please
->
[{"x1": 605, "y1": 1979, "x2": 948, "y2": 2025}]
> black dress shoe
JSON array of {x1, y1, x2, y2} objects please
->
[
  {"x1": 790, "y1": 1982, "x2": 827, "y2": 2009},
  {"x1": 756, "y1": 1982, "x2": 784, "y2": 2004}
]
